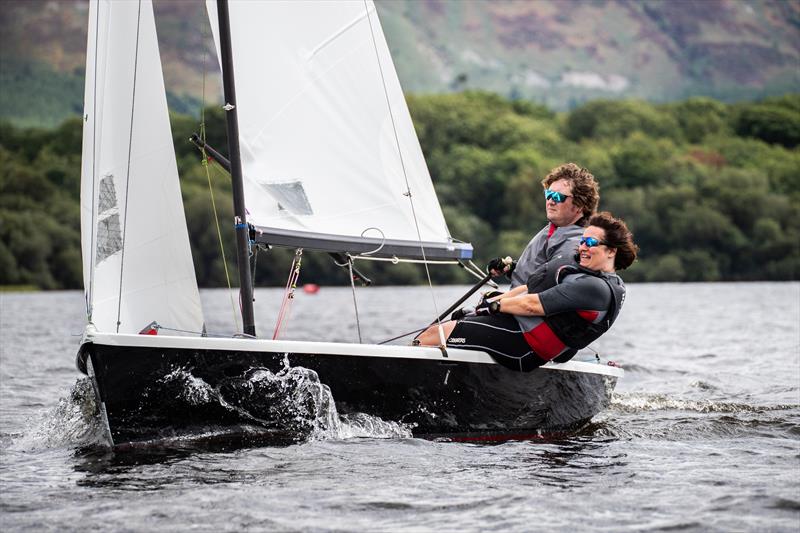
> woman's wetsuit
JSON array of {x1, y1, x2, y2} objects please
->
[{"x1": 446, "y1": 268, "x2": 625, "y2": 372}]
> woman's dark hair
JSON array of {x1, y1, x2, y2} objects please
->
[
  {"x1": 541, "y1": 163, "x2": 600, "y2": 219},
  {"x1": 588, "y1": 211, "x2": 638, "y2": 270}
]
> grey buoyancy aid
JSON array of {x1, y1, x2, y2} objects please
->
[
  {"x1": 524, "y1": 245, "x2": 580, "y2": 295},
  {"x1": 545, "y1": 265, "x2": 626, "y2": 350}
]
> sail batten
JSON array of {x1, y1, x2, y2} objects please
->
[{"x1": 206, "y1": 0, "x2": 472, "y2": 260}]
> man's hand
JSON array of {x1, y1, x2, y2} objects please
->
[{"x1": 487, "y1": 256, "x2": 517, "y2": 277}]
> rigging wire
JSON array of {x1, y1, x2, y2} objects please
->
[
  {"x1": 115, "y1": 0, "x2": 144, "y2": 334},
  {"x1": 203, "y1": 151, "x2": 240, "y2": 333},
  {"x1": 200, "y1": 10, "x2": 240, "y2": 333},
  {"x1": 362, "y1": 0, "x2": 448, "y2": 350},
  {"x1": 138, "y1": 322, "x2": 255, "y2": 339},
  {"x1": 351, "y1": 256, "x2": 457, "y2": 265},
  {"x1": 347, "y1": 255, "x2": 364, "y2": 343},
  {"x1": 251, "y1": 243, "x2": 260, "y2": 292},
  {"x1": 87, "y1": 0, "x2": 101, "y2": 321}
]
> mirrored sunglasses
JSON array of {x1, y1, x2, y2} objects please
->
[
  {"x1": 580, "y1": 236, "x2": 608, "y2": 248},
  {"x1": 544, "y1": 189, "x2": 571, "y2": 203}
]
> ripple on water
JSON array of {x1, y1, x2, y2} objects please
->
[
  {"x1": 768, "y1": 498, "x2": 800, "y2": 511},
  {"x1": 2, "y1": 285, "x2": 799, "y2": 532}
]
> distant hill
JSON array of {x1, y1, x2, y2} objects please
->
[{"x1": 1, "y1": 0, "x2": 798, "y2": 128}]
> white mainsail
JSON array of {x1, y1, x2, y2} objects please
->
[
  {"x1": 206, "y1": 0, "x2": 471, "y2": 260},
  {"x1": 80, "y1": 0, "x2": 204, "y2": 334}
]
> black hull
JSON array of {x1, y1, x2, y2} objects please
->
[{"x1": 81, "y1": 339, "x2": 618, "y2": 446}]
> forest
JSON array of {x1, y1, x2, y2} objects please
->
[{"x1": 1, "y1": 92, "x2": 798, "y2": 290}]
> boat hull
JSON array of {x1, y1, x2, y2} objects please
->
[{"x1": 78, "y1": 333, "x2": 621, "y2": 446}]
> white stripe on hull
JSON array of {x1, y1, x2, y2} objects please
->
[{"x1": 81, "y1": 328, "x2": 625, "y2": 379}]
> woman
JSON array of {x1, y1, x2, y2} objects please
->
[{"x1": 416, "y1": 212, "x2": 638, "y2": 371}]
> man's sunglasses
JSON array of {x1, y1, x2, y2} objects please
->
[
  {"x1": 580, "y1": 236, "x2": 608, "y2": 248},
  {"x1": 544, "y1": 189, "x2": 571, "y2": 203}
]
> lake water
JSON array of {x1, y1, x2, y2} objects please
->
[{"x1": 1, "y1": 283, "x2": 798, "y2": 531}]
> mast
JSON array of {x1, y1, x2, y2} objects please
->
[{"x1": 216, "y1": 0, "x2": 256, "y2": 336}]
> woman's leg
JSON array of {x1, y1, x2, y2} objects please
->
[
  {"x1": 415, "y1": 320, "x2": 458, "y2": 346},
  {"x1": 425, "y1": 315, "x2": 542, "y2": 371}
]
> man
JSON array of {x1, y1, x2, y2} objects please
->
[
  {"x1": 487, "y1": 163, "x2": 600, "y2": 294},
  {"x1": 418, "y1": 163, "x2": 601, "y2": 364}
]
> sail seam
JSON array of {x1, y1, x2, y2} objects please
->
[
  {"x1": 308, "y1": 7, "x2": 370, "y2": 60},
  {"x1": 115, "y1": 0, "x2": 143, "y2": 333}
]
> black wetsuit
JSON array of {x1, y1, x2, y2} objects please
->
[{"x1": 447, "y1": 270, "x2": 625, "y2": 372}]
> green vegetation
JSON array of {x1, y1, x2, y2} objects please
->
[{"x1": 1, "y1": 93, "x2": 798, "y2": 289}]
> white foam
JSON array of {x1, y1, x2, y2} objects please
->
[
  {"x1": 610, "y1": 392, "x2": 797, "y2": 414},
  {"x1": 12, "y1": 378, "x2": 109, "y2": 451}
]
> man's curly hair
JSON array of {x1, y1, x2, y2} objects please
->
[{"x1": 541, "y1": 163, "x2": 599, "y2": 219}]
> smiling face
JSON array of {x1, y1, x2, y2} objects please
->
[
  {"x1": 545, "y1": 179, "x2": 583, "y2": 227},
  {"x1": 578, "y1": 226, "x2": 617, "y2": 272}
]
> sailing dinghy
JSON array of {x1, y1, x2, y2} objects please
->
[{"x1": 76, "y1": 0, "x2": 623, "y2": 446}]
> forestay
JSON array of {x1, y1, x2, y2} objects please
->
[
  {"x1": 80, "y1": 0, "x2": 204, "y2": 334},
  {"x1": 205, "y1": 0, "x2": 471, "y2": 260}
]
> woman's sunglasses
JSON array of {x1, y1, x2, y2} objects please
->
[
  {"x1": 580, "y1": 236, "x2": 608, "y2": 248},
  {"x1": 544, "y1": 189, "x2": 571, "y2": 203}
]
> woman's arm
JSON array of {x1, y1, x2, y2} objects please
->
[{"x1": 493, "y1": 293, "x2": 544, "y2": 316}]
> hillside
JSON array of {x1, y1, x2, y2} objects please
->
[
  {"x1": 2, "y1": 93, "x2": 799, "y2": 288},
  {"x1": 1, "y1": 0, "x2": 798, "y2": 127}
]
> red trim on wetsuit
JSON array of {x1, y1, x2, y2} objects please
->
[
  {"x1": 523, "y1": 310, "x2": 602, "y2": 358},
  {"x1": 522, "y1": 323, "x2": 565, "y2": 361}
]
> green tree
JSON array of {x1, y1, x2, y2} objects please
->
[
  {"x1": 734, "y1": 102, "x2": 800, "y2": 148},
  {"x1": 646, "y1": 254, "x2": 685, "y2": 282},
  {"x1": 564, "y1": 99, "x2": 682, "y2": 142},
  {"x1": 667, "y1": 97, "x2": 730, "y2": 143},
  {"x1": 611, "y1": 132, "x2": 677, "y2": 188}
]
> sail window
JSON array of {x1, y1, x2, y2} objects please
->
[
  {"x1": 98, "y1": 175, "x2": 118, "y2": 214},
  {"x1": 96, "y1": 175, "x2": 122, "y2": 262},
  {"x1": 261, "y1": 180, "x2": 313, "y2": 216},
  {"x1": 96, "y1": 214, "x2": 122, "y2": 262}
]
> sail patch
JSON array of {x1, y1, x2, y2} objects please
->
[
  {"x1": 96, "y1": 175, "x2": 122, "y2": 262},
  {"x1": 261, "y1": 180, "x2": 313, "y2": 216}
]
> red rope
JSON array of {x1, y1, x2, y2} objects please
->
[{"x1": 273, "y1": 250, "x2": 302, "y2": 339}]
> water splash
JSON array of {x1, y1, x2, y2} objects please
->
[
  {"x1": 158, "y1": 361, "x2": 412, "y2": 442},
  {"x1": 610, "y1": 392, "x2": 798, "y2": 414},
  {"x1": 12, "y1": 378, "x2": 109, "y2": 451},
  {"x1": 161, "y1": 368, "x2": 215, "y2": 405},
  {"x1": 12, "y1": 360, "x2": 410, "y2": 452}
]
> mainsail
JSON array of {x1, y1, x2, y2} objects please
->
[
  {"x1": 80, "y1": 0, "x2": 204, "y2": 334},
  {"x1": 206, "y1": 0, "x2": 471, "y2": 260}
]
